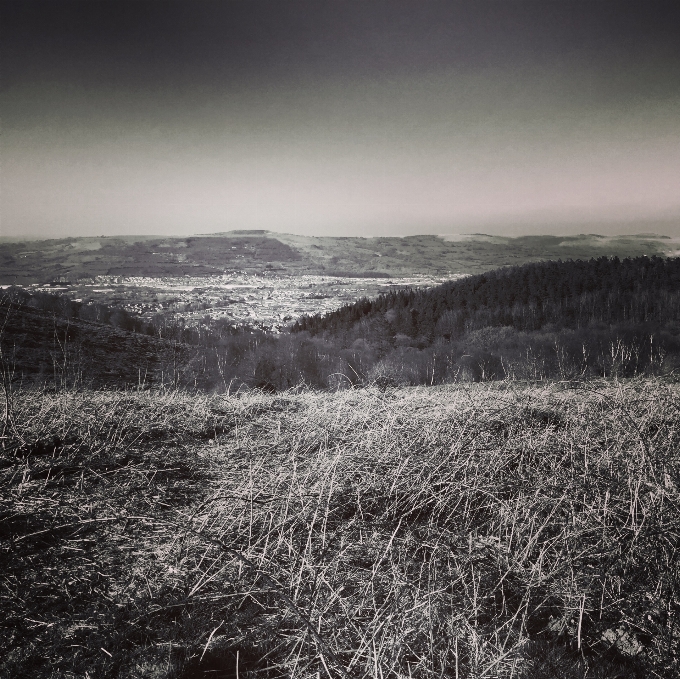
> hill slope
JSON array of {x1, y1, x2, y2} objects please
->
[
  {"x1": 0, "y1": 292, "x2": 200, "y2": 390},
  {"x1": 288, "y1": 256, "x2": 680, "y2": 384},
  {"x1": 1, "y1": 232, "x2": 676, "y2": 284},
  {"x1": 296, "y1": 256, "x2": 680, "y2": 337}
]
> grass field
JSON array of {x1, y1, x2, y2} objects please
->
[{"x1": 2, "y1": 379, "x2": 680, "y2": 678}]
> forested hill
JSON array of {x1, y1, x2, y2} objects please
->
[{"x1": 293, "y1": 256, "x2": 680, "y2": 340}]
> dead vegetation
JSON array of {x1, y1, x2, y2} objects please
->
[{"x1": 2, "y1": 380, "x2": 680, "y2": 678}]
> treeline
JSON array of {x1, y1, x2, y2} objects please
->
[
  {"x1": 0, "y1": 287, "x2": 334, "y2": 392},
  {"x1": 294, "y1": 256, "x2": 680, "y2": 337},
  {"x1": 140, "y1": 256, "x2": 680, "y2": 389},
  {"x1": 6, "y1": 257, "x2": 680, "y2": 392},
  {"x1": 283, "y1": 257, "x2": 680, "y2": 387},
  {"x1": 1, "y1": 286, "x2": 242, "y2": 345}
]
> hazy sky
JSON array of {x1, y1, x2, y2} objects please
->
[{"x1": 3, "y1": 1, "x2": 680, "y2": 239}]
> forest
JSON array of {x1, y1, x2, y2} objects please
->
[
  {"x1": 4, "y1": 256, "x2": 680, "y2": 391},
  {"x1": 288, "y1": 256, "x2": 680, "y2": 384}
]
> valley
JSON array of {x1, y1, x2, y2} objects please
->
[
  {"x1": 3, "y1": 230, "x2": 676, "y2": 331},
  {"x1": 23, "y1": 272, "x2": 455, "y2": 332}
]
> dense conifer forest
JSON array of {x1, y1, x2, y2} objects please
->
[
  {"x1": 290, "y1": 256, "x2": 680, "y2": 386},
  {"x1": 295, "y1": 256, "x2": 680, "y2": 337}
]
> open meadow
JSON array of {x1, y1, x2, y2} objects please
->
[{"x1": 2, "y1": 379, "x2": 680, "y2": 678}]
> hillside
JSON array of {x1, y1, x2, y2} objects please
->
[
  {"x1": 296, "y1": 256, "x2": 680, "y2": 337},
  {"x1": 290, "y1": 256, "x2": 680, "y2": 385},
  {"x1": 2, "y1": 380, "x2": 680, "y2": 678},
  {"x1": 8, "y1": 256, "x2": 680, "y2": 393},
  {"x1": 0, "y1": 294, "x2": 187, "y2": 390},
  {"x1": 0, "y1": 232, "x2": 676, "y2": 284}
]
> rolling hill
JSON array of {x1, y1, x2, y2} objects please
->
[{"x1": 1, "y1": 231, "x2": 677, "y2": 284}]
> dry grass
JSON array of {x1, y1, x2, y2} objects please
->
[{"x1": 2, "y1": 379, "x2": 680, "y2": 678}]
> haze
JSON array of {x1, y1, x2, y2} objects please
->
[{"x1": 3, "y1": 1, "x2": 680, "y2": 239}]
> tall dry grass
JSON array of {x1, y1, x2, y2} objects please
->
[{"x1": 2, "y1": 379, "x2": 680, "y2": 678}]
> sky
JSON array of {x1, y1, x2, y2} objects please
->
[{"x1": 2, "y1": 1, "x2": 680, "y2": 239}]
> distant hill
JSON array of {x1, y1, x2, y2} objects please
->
[{"x1": 0, "y1": 231, "x2": 677, "y2": 284}]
